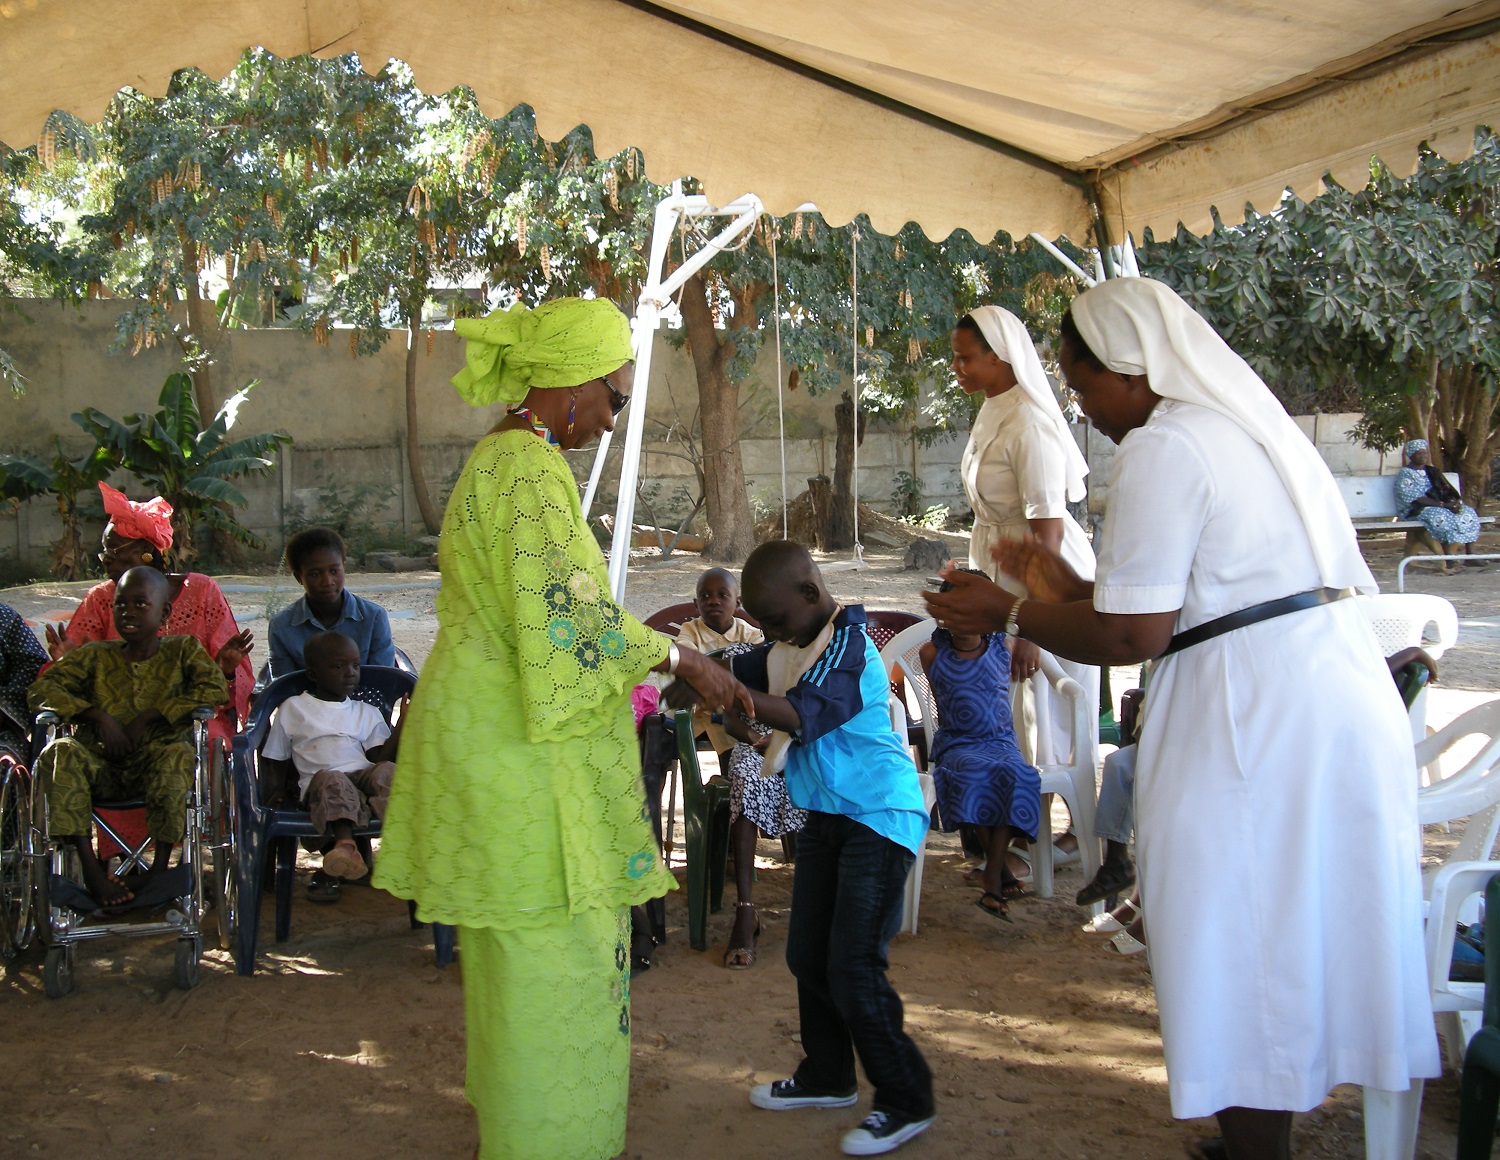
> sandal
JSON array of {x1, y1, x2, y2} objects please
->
[
  {"x1": 1186, "y1": 1137, "x2": 1227, "y2": 1160},
  {"x1": 1081, "y1": 897, "x2": 1141, "y2": 934},
  {"x1": 1106, "y1": 929, "x2": 1147, "y2": 956},
  {"x1": 307, "y1": 870, "x2": 341, "y2": 904},
  {"x1": 724, "y1": 902, "x2": 761, "y2": 970},
  {"x1": 323, "y1": 843, "x2": 369, "y2": 881},
  {"x1": 975, "y1": 891, "x2": 1012, "y2": 923},
  {"x1": 1076, "y1": 859, "x2": 1137, "y2": 906}
]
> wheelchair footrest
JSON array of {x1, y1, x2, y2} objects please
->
[{"x1": 49, "y1": 862, "x2": 192, "y2": 916}]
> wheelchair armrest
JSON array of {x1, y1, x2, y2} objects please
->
[
  {"x1": 35, "y1": 710, "x2": 64, "y2": 726},
  {"x1": 190, "y1": 706, "x2": 215, "y2": 722}
]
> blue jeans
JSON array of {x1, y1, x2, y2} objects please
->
[
  {"x1": 785, "y1": 812, "x2": 934, "y2": 1120},
  {"x1": 1094, "y1": 744, "x2": 1136, "y2": 845}
]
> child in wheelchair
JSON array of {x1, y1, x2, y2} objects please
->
[
  {"x1": 29, "y1": 567, "x2": 228, "y2": 908},
  {"x1": 258, "y1": 631, "x2": 404, "y2": 897}
]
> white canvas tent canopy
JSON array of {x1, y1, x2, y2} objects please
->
[{"x1": 3, "y1": 1, "x2": 1499, "y2": 244}]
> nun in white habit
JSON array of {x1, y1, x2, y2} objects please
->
[
  {"x1": 952, "y1": 306, "x2": 1099, "y2": 774},
  {"x1": 930, "y1": 279, "x2": 1437, "y2": 1159}
]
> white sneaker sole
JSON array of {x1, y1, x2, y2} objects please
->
[
  {"x1": 750, "y1": 1083, "x2": 858, "y2": 1111},
  {"x1": 841, "y1": 1115, "x2": 934, "y2": 1155}
]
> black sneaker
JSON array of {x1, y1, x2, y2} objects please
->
[
  {"x1": 749, "y1": 1078, "x2": 858, "y2": 1110},
  {"x1": 840, "y1": 1109, "x2": 935, "y2": 1155}
]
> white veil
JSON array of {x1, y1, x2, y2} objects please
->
[
  {"x1": 1070, "y1": 278, "x2": 1374, "y2": 594},
  {"x1": 968, "y1": 305, "x2": 1088, "y2": 504}
]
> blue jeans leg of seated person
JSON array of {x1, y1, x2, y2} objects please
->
[
  {"x1": 1093, "y1": 744, "x2": 1137, "y2": 846},
  {"x1": 785, "y1": 811, "x2": 934, "y2": 1120}
]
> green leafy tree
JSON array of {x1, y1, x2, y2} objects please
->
[
  {"x1": 0, "y1": 437, "x2": 120, "y2": 579},
  {"x1": 73, "y1": 371, "x2": 290, "y2": 562},
  {"x1": 1143, "y1": 128, "x2": 1500, "y2": 506}
]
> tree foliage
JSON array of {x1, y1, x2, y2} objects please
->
[{"x1": 1142, "y1": 129, "x2": 1500, "y2": 504}]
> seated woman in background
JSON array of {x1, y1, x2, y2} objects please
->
[
  {"x1": 1397, "y1": 438, "x2": 1482, "y2": 567},
  {"x1": 47, "y1": 483, "x2": 253, "y2": 741},
  {"x1": 268, "y1": 527, "x2": 395, "y2": 676},
  {"x1": 0, "y1": 602, "x2": 47, "y2": 759}
]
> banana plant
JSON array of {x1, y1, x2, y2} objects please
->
[
  {"x1": 73, "y1": 371, "x2": 291, "y2": 563},
  {"x1": 0, "y1": 437, "x2": 120, "y2": 579}
]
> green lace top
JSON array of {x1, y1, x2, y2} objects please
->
[{"x1": 373, "y1": 429, "x2": 674, "y2": 928}]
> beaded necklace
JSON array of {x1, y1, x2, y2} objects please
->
[{"x1": 507, "y1": 406, "x2": 559, "y2": 445}]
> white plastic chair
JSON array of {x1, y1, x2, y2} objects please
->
[
  {"x1": 1354, "y1": 594, "x2": 1460, "y2": 743},
  {"x1": 878, "y1": 619, "x2": 1100, "y2": 899},
  {"x1": 1363, "y1": 699, "x2": 1500, "y2": 1160},
  {"x1": 887, "y1": 695, "x2": 936, "y2": 935}
]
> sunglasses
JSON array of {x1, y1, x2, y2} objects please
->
[{"x1": 600, "y1": 375, "x2": 630, "y2": 416}]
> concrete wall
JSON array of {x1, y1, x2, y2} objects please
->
[
  {"x1": 0, "y1": 298, "x2": 1395, "y2": 576},
  {"x1": 0, "y1": 299, "x2": 966, "y2": 575}
]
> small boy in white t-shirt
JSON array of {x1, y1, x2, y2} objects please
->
[{"x1": 260, "y1": 631, "x2": 403, "y2": 884}]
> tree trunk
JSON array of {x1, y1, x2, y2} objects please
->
[
  {"x1": 807, "y1": 475, "x2": 833, "y2": 552},
  {"x1": 178, "y1": 232, "x2": 219, "y2": 423},
  {"x1": 1430, "y1": 362, "x2": 1498, "y2": 512},
  {"x1": 406, "y1": 316, "x2": 442, "y2": 535},
  {"x1": 828, "y1": 391, "x2": 867, "y2": 550},
  {"x1": 680, "y1": 272, "x2": 755, "y2": 561}
]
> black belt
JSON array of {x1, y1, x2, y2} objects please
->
[{"x1": 1161, "y1": 587, "x2": 1353, "y2": 657}]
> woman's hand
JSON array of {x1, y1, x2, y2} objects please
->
[
  {"x1": 922, "y1": 570, "x2": 1015, "y2": 637},
  {"x1": 44, "y1": 622, "x2": 76, "y2": 661},
  {"x1": 216, "y1": 629, "x2": 254, "y2": 677},
  {"x1": 670, "y1": 647, "x2": 755, "y2": 716},
  {"x1": 992, "y1": 535, "x2": 1090, "y2": 604},
  {"x1": 1009, "y1": 637, "x2": 1042, "y2": 682}
]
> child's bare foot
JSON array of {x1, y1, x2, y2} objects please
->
[
  {"x1": 323, "y1": 839, "x2": 368, "y2": 881},
  {"x1": 724, "y1": 901, "x2": 760, "y2": 969}
]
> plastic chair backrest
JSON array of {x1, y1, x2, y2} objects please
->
[
  {"x1": 1416, "y1": 700, "x2": 1500, "y2": 857},
  {"x1": 864, "y1": 610, "x2": 923, "y2": 654},
  {"x1": 879, "y1": 619, "x2": 940, "y2": 754},
  {"x1": 672, "y1": 709, "x2": 710, "y2": 805},
  {"x1": 1355, "y1": 593, "x2": 1459, "y2": 660},
  {"x1": 241, "y1": 666, "x2": 415, "y2": 754},
  {"x1": 645, "y1": 602, "x2": 761, "y2": 637}
]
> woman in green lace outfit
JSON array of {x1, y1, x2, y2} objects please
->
[{"x1": 373, "y1": 297, "x2": 745, "y2": 1160}]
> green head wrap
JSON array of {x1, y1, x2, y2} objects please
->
[{"x1": 450, "y1": 297, "x2": 634, "y2": 406}]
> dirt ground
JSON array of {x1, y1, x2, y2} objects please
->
[{"x1": 0, "y1": 528, "x2": 1495, "y2": 1159}]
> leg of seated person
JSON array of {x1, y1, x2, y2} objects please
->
[
  {"x1": 349, "y1": 761, "x2": 396, "y2": 821},
  {"x1": 1077, "y1": 745, "x2": 1137, "y2": 906},
  {"x1": 305, "y1": 768, "x2": 370, "y2": 881},
  {"x1": 118, "y1": 739, "x2": 194, "y2": 888},
  {"x1": 37, "y1": 737, "x2": 134, "y2": 907}
]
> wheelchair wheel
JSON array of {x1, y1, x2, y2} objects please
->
[
  {"x1": 43, "y1": 944, "x2": 73, "y2": 998},
  {"x1": 0, "y1": 760, "x2": 34, "y2": 959},
  {"x1": 174, "y1": 935, "x2": 201, "y2": 991},
  {"x1": 207, "y1": 741, "x2": 237, "y2": 951}
]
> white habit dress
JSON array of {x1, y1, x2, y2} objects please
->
[
  {"x1": 1094, "y1": 399, "x2": 1438, "y2": 1118},
  {"x1": 962, "y1": 386, "x2": 1099, "y2": 765}
]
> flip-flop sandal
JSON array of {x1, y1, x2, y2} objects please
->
[
  {"x1": 1082, "y1": 897, "x2": 1141, "y2": 934},
  {"x1": 1106, "y1": 929, "x2": 1147, "y2": 955},
  {"x1": 975, "y1": 891, "x2": 1013, "y2": 923},
  {"x1": 1076, "y1": 861, "x2": 1138, "y2": 906},
  {"x1": 999, "y1": 873, "x2": 1031, "y2": 901},
  {"x1": 323, "y1": 844, "x2": 369, "y2": 881},
  {"x1": 307, "y1": 871, "x2": 341, "y2": 904},
  {"x1": 1052, "y1": 838, "x2": 1081, "y2": 866},
  {"x1": 1186, "y1": 1137, "x2": 1227, "y2": 1160}
]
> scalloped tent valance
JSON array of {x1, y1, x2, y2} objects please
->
[{"x1": 3, "y1": 0, "x2": 1498, "y2": 242}]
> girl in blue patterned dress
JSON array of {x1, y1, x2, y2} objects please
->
[
  {"x1": 1396, "y1": 438, "x2": 1482, "y2": 567},
  {"x1": 921, "y1": 622, "x2": 1041, "y2": 921}
]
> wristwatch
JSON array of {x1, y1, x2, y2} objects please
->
[{"x1": 1003, "y1": 599, "x2": 1024, "y2": 638}]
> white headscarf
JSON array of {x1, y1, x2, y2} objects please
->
[
  {"x1": 1070, "y1": 277, "x2": 1374, "y2": 594},
  {"x1": 968, "y1": 306, "x2": 1089, "y2": 504}
]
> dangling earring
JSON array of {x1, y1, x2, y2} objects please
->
[{"x1": 566, "y1": 392, "x2": 577, "y2": 438}]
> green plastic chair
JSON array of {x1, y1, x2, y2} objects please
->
[
  {"x1": 1098, "y1": 664, "x2": 1123, "y2": 748},
  {"x1": 671, "y1": 710, "x2": 732, "y2": 952},
  {"x1": 1457, "y1": 874, "x2": 1500, "y2": 1159}
]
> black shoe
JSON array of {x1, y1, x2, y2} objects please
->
[
  {"x1": 749, "y1": 1078, "x2": 858, "y2": 1110},
  {"x1": 841, "y1": 1109, "x2": 935, "y2": 1155}
]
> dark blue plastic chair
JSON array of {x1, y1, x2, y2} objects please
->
[{"x1": 230, "y1": 666, "x2": 455, "y2": 974}]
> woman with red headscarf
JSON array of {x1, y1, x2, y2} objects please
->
[{"x1": 46, "y1": 483, "x2": 254, "y2": 742}]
